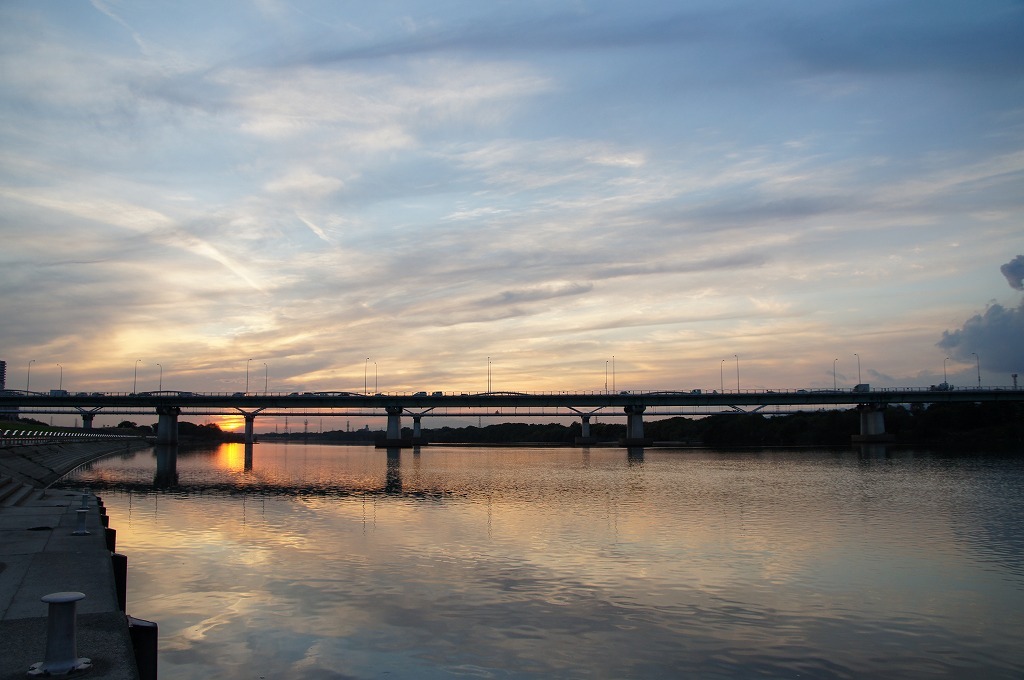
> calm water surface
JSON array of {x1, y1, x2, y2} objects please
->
[{"x1": 59, "y1": 443, "x2": 1024, "y2": 679}]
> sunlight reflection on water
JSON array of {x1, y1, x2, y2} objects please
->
[{"x1": 60, "y1": 444, "x2": 1024, "y2": 679}]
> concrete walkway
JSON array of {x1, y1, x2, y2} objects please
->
[{"x1": 0, "y1": 441, "x2": 149, "y2": 679}]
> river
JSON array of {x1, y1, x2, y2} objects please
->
[{"x1": 58, "y1": 442, "x2": 1024, "y2": 679}]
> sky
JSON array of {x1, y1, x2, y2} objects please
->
[{"x1": 2, "y1": 0, "x2": 1023, "y2": 429}]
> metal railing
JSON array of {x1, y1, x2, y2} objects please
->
[{"x1": 0, "y1": 430, "x2": 138, "y2": 447}]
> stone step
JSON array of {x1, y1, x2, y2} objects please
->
[
  {"x1": 1, "y1": 481, "x2": 40, "y2": 507},
  {"x1": 0, "y1": 475, "x2": 20, "y2": 503}
]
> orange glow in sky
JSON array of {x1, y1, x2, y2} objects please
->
[{"x1": 217, "y1": 415, "x2": 245, "y2": 432}]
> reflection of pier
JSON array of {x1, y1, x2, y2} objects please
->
[
  {"x1": 154, "y1": 444, "x2": 178, "y2": 488},
  {"x1": 385, "y1": 448, "x2": 402, "y2": 493}
]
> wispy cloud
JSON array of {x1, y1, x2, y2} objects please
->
[{"x1": 1, "y1": 0, "x2": 1022, "y2": 406}]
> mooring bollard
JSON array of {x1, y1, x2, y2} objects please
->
[
  {"x1": 72, "y1": 509, "x2": 90, "y2": 536},
  {"x1": 27, "y1": 592, "x2": 92, "y2": 677}
]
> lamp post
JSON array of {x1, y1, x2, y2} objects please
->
[
  {"x1": 943, "y1": 356, "x2": 949, "y2": 383},
  {"x1": 157, "y1": 363, "x2": 162, "y2": 391},
  {"x1": 833, "y1": 358, "x2": 838, "y2": 391},
  {"x1": 374, "y1": 362, "x2": 378, "y2": 393},
  {"x1": 487, "y1": 356, "x2": 491, "y2": 392},
  {"x1": 720, "y1": 359, "x2": 725, "y2": 393},
  {"x1": 133, "y1": 359, "x2": 141, "y2": 394},
  {"x1": 26, "y1": 359, "x2": 35, "y2": 392},
  {"x1": 612, "y1": 355, "x2": 615, "y2": 392},
  {"x1": 364, "y1": 358, "x2": 369, "y2": 395},
  {"x1": 734, "y1": 354, "x2": 739, "y2": 392},
  {"x1": 854, "y1": 353, "x2": 861, "y2": 384},
  {"x1": 264, "y1": 363, "x2": 268, "y2": 394},
  {"x1": 57, "y1": 363, "x2": 63, "y2": 391},
  {"x1": 605, "y1": 361, "x2": 609, "y2": 391},
  {"x1": 971, "y1": 353, "x2": 980, "y2": 387},
  {"x1": 246, "y1": 358, "x2": 253, "y2": 393}
]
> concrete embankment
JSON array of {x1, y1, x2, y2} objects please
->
[
  {"x1": 0, "y1": 439, "x2": 150, "y2": 493},
  {"x1": 0, "y1": 441, "x2": 153, "y2": 679}
]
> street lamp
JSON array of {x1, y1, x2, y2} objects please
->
[
  {"x1": 264, "y1": 363, "x2": 268, "y2": 394},
  {"x1": 157, "y1": 363, "x2": 162, "y2": 391},
  {"x1": 246, "y1": 358, "x2": 253, "y2": 393},
  {"x1": 133, "y1": 359, "x2": 141, "y2": 394},
  {"x1": 720, "y1": 359, "x2": 725, "y2": 393},
  {"x1": 943, "y1": 356, "x2": 949, "y2": 383},
  {"x1": 734, "y1": 354, "x2": 739, "y2": 392},
  {"x1": 374, "y1": 362, "x2": 378, "y2": 393},
  {"x1": 364, "y1": 357, "x2": 369, "y2": 395},
  {"x1": 854, "y1": 353, "x2": 861, "y2": 384},
  {"x1": 57, "y1": 363, "x2": 63, "y2": 391},
  {"x1": 26, "y1": 359, "x2": 35, "y2": 392},
  {"x1": 833, "y1": 358, "x2": 838, "y2": 391},
  {"x1": 612, "y1": 355, "x2": 615, "y2": 392},
  {"x1": 971, "y1": 353, "x2": 981, "y2": 387},
  {"x1": 487, "y1": 356, "x2": 492, "y2": 392},
  {"x1": 605, "y1": 361, "x2": 609, "y2": 391}
]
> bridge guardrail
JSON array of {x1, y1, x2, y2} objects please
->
[
  {"x1": 4, "y1": 386, "x2": 1021, "y2": 398},
  {"x1": 0, "y1": 430, "x2": 139, "y2": 447}
]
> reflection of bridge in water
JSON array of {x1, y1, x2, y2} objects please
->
[
  {"x1": 148, "y1": 444, "x2": 418, "y2": 494},
  {"x1": 63, "y1": 442, "x2": 901, "y2": 498},
  {"x1": 149, "y1": 444, "x2": 638, "y2": 497},
  {"x1": 80, "y1": 443, "x2": 650, "y2": 496},
  {"x1": 6, "y1": 387, "x2": 1024, "y2": 447}
]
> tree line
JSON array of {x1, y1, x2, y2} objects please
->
[{"x1": 264, "y1": 402, "x2": 1023, "y2": 449}]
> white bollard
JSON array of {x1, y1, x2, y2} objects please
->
[{"x1": 27, "y1": 592, "x2": 92, "y2": 676}]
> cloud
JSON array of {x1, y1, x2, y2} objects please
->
[
  {"x1": 1001, "y1": 255, "x2": 1024, "y2": 291},
  {"x1": 938, "y1": 299, "x2": 1024, "y2": 374},
  {"x1": 936, "y1": 257, "x2": 1024, "y2": 375},
  {"x1": 474, "y1": 282, "x2": 593, "y2": 308},
  {"x1": 265, "y1": 169, "x2": 344, "y2": 198}
]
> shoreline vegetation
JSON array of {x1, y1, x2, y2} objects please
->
[{"x1": 6, "y1": 402, "x2": 1022, "y2": 450}]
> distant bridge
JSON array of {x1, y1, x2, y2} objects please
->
[{"x1": 2, "y1": 386, "x2": 1021, "y2": 447}]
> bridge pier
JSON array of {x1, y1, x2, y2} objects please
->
[
  {"x1": 852, "y1": 404, "x2": 894, "y2": 443},
  {"x1": 81, "y1": 413, "x2": 95, "y2": 431},
  {"x1": 622, "y1": 405, "x2": 652, "y2": 446},
  {"x1": 155, "y1": 406, "x2": 180, "y2": 445},
  {"x1": 244, "y1": 414, "x2": 256, "y2": 445},
  {"x1": 411, "y1": 416, "x2": 426, "y2": 446},
  {"x1": 575, "y1": 415, "x2": 597, "y2": 445},
  {"x1": 377, "y1": 406, "x2": 412, "y2": 448}
]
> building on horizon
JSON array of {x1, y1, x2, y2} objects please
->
[{"x1": 0, "y1": 359, "x2": 21, "y2": 420}]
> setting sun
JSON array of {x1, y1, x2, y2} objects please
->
[{"x1": 216, "y1": 415, "x2": 245, "y2": 432}]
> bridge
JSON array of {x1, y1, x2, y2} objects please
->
[{"x1": 2, "y1": 386, "x2": 1021, "y2": 446}]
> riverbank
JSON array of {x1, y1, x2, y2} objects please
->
[
  {"x1": 0, "y1": 439, "x2": 150, "y2": 491},
  {"x1": 0, "y1": 440, "x2": 153, "y2": 679}
]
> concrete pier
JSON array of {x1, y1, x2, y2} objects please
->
[
  {"x1": 1, "y1": 440, "x2": 152, "y2": 679},
  {"x1": 852, "y1": 404, "x2": 895, "y2": 443},
  {"x1": 623, "y1": 405, "x2": 653, "y2": 446},
  {"x1": 156, "y1": 406, "x2": 180, "y2": 445}
]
